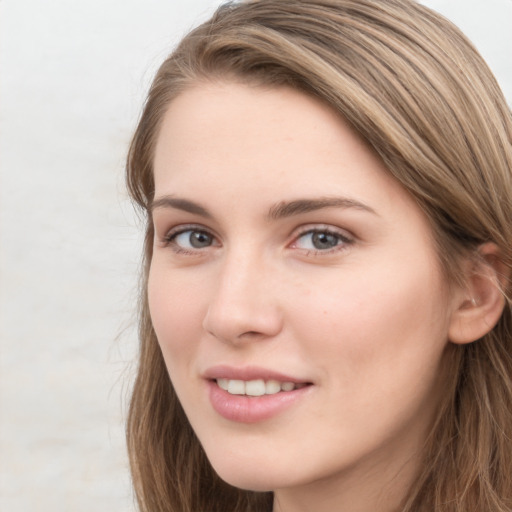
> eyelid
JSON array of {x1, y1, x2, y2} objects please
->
[
  {"x1": 160, "y1": 223, "x2": 220, "y2": 250},
  {"x1": 290, "y1": 223, "x2": 354, "y2": 240},
  {"x1": 288, "y1": 224, "x2": 355, "y2": 253}
]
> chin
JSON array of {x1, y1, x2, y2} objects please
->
[{"x1": 209, "y1": 457, "x2": 291, "y2": 492}]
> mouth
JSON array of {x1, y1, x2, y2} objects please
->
[
  {"x1": 203, "y1": 367, "x2": 313, "y2": 423},
  {"x1": 214, "y1": 378, "x2": 309, "y2": 396}
]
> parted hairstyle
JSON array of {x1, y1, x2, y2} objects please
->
[{"x1": 126, "y1": 1, "x2": 512, "y2": 511}]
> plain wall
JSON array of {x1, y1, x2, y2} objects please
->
[{"x1": 0, "y1": 1, "x2": 510, "y2": 511}]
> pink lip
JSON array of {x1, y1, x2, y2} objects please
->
[
  {"x1": 203, "y1": 365, "x2": 308, "y2": 383},
  {"x1": 203, "y1": 365, "x2": 313, "y2": 424}
]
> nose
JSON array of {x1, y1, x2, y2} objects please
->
[{"x1": 202, "y1": 252, "x2": 283, "y2": 345}]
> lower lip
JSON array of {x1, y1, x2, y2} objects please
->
[{"x1": 207, "y1": 380, "x2": 312, "y2": 423}]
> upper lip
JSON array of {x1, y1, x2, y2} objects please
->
[{"x1": 202, "y1": 365, "x2": 311, "y2": 384}]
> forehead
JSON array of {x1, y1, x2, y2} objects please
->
[
  {"x1": 154, "y1": 82, "x2": 345, "y2": 167},
  {"x1": 153, "y1": 82, "x2": 394, "y2": 198}
]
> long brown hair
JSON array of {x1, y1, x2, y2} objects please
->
[{"x1": 126, "y1": 1, "x2": 512, "y2": 510}]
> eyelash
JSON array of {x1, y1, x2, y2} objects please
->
[
  {"x1": 291, "y1": 225, "x2": 354, "y2": 255},
  {"x1": 162, "y1": 224, "x2": 216, "y2": 255},
  {"x1": 161, "y1": 224, "x2": 354, "y2": 256}
]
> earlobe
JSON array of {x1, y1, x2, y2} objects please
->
[{"x1": 448, "y1": 243, "x2": 508, "y2": 345}]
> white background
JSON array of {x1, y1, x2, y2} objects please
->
[{"x1": 0, "y1": 1, "x2": 510, "y2": 511}]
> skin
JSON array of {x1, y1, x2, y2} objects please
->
[{"x1": 149, "y1": 82, "x2": 463, "y2": 512}]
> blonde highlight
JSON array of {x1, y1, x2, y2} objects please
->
[{"x1": 126, "y1": 1, "x2": 512, "y2": 510}]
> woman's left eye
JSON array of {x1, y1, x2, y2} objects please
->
[{"x1": 292, "y1": 229, "x2": 352, "y2": 252}]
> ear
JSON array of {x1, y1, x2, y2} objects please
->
[{"x1": 449, "y1": 243, "x2": 508, "y2": 345}]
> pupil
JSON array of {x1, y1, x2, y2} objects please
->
[
  {"x1": 190, "y1": 231, "x2": 211, "y2": 248},
  {"x1": 312, "y1": 232, "x2": 338, "y2": 249}
]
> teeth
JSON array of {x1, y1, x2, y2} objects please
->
[
  {"x1": 217, "y1": 378, "x2": 229, "y2": 391},
  {"x1": 245, "y1": 379, "x2": 266, "y2": 396},
  {"x1": 217, "y1": 378, "x2": 304, "y2": 396},
  {"x1": 227, "y1": 379, "x2": 245, "y2": 395},
  {"x1": 265, "y1": 380, "x2": 281, "y2": 395}
]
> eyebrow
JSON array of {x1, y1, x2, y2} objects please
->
[
  {"x1": 267, "y1": 196, "x2": 377, "y2": 220},
  {"x1": 150, "y1": 196, "x2": 213, "y2": 218},
  {"x1": 150, "y1": 195, "x2": 377, "y2": 219}
]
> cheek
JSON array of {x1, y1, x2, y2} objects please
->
[
  {"x1": 290, "y1": 258, "x2": 451, "y2": 386},
  {"x1": 147, "y1": 264, "x2": 207, "y2": 363},
  {"x1": 282, "y1": 260, "x2": 452, "y2": 460}
]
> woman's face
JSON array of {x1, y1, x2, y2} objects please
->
[{"x1": 149, "y1": 82, "x2": 458, "y2": 499}]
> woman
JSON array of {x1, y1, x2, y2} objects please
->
[{"x1": 126, "y1": 1, "x2": 512, "y2": 511}]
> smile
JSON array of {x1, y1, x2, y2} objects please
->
[{"x1": 216, "y1": 378, "x2": 308, "y2": 396}]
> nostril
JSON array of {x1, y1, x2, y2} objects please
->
[{"x1": 237, "y1": 330, "x2": 269, "y2": 341}]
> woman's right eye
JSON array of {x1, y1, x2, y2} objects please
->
[{"x1": 165, "y1": 228, "x2": 216, "y2": 252}]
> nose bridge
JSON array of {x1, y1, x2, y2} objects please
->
[{"x1": 202, "y1": 244, "x2": 282, "y2": 343}]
